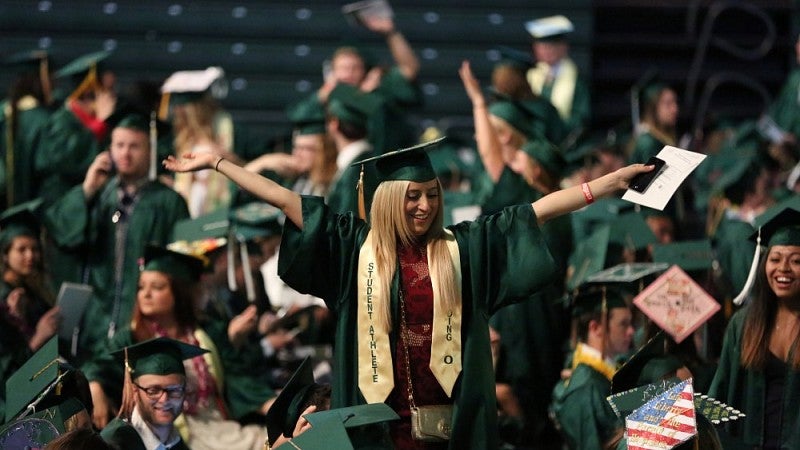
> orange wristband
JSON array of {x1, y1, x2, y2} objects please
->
[{"x1": 581, "y1": 182, "x2": 594, "y2": 205}]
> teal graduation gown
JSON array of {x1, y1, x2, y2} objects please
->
[
  {"x1": 278, "y1": 196, "x2": 557, "y2": 449},
  {"x1": 0, "y1": 99, "x2": 51, "y2": 208},
  {"x1": 44, "y1": 179, "x2": 189, "y2": 357},
  {"x1": 708, "y1": 308, "x2": 800, "y2": 449}
]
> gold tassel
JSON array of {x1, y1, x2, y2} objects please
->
[
  {"x1": 118, "y1": 348, "x2": 135, "y2": 420},
  {"x1": 67, "y1": 63, "x2": 98, "y2": 103},
  {"x1": 356, "y1": 164, "x2": 366, "y2": 220},
  {"x1": 158, "y1": 92, "x2": 171, "y2": 121}
]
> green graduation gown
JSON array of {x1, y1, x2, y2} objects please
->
[
  {"x1": 768, "y1": 68, "x2": 800, "y2": 138},
  {"x1": 0, "y1": 98, "x2": 51, "y2": 208},
  {"x1": 325, "y1": 146, "x2": 377, "y2": 216},
  {"x1": 101, "y1": 417, "x2": 191, "y2": 450},
  {"x1": 278, "y1": 196, "x2": 557, "y2": 449},
  {"x1": 34, "y1": 105, "x2": 103, "y2": 206},
  {"x1": 550, "y1": 363, "x2": 621, "y2": 450},
  {"x1": 44, "y1": 179, "x2": 189, "y2": 357},
  {"x1": 708, "y1": 308, "x2": 800, "y2": 449},
  {"x1": 712, "y1": 213, "x2": 756, "y2": 295}
]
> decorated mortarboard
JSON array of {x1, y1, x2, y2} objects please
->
[
  {"x1": 524, "y1": 15, "x2": 574, "y2": 40},
  {"x1": 622, "y1": 378, "x2": 698, "y2": 449},
  {"x1": 169, "y1": 208, "x2": 229, "y2": 256},
  {"x1": 0, "y1": 198, "x2": 43, "y2": 246},
  {"x1": 0, "y1": 416, "x2": 61, "y2": 449},
  {"x1": 341, "y1": 0, "x2": 394, "y2": 28},
  {"x1": 286, "y1": 100, "x2": 326, "y2": 136},
  {"x1": 521, "y1": 140, "x2": 566, "y2": 178},
  {"x1": 633, "y1": 265, "x2": 720, "y2": 343},
  {"x1": 290, "y1": 403, "x2": 400, "y2": 450},
  {"x1": 652, "y1": 240, "x2": 714, "y2": 272},
  {"x1": 351, "y1": 136, "x2": 443, "y2": 184},
  {"x1": 326, "y1": 83, "x2": 380, "y2": 129},
  {"x1": 607, "y1": 378, "x2": 744, "y2": 450},
  {"x1": 111, "y1": 336, "x2": 207, "y2": 377},
  {"x1": 159, "y1": 66, "x2": 227, "y2": 118},
  {"x1": 141, "y1": 245, "x2": 206, "y2": 282},
  {"x1": 265, "y1": 357, "x2": 318, "y2": 446},
  {"x1": 733, "y1": 200, "x2": 800, "y2": 305},
  {"x1": 4, "y1": 337, "x2": 65, "y2": 421}
]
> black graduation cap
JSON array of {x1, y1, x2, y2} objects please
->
[
  {"x1": 265, "y1": 357, "x2": 319, "y2": 446},
  {"x1": 611, "y1": 331, "x2": 684, "y2": 394}
]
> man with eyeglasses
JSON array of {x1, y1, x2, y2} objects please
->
[{"x1": 101, "y1": 337, "x2": 207, "y2": 450}]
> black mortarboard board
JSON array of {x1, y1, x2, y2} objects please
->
[
  {"x1": 611, "y1": 331, "x2": 683, "y2": 394},
  {"x1": 351, "y1": 137, "x2": 443, "y2": 184},
  {"x1": 265, "y1": 357, "x2": 317, "y2": 445},
  {"x1": 525, "y1": 15, "x2": 574, "y2": 41},
  {"x1": 652, "y1": 240, "x2": 714, "y2": 272},
  {"x1": 326, "y1": 84, "x2": 380, "y2": 129},
  {"x1": 5, "y1": 337, "x2": 63, "y2": 420},
  {"x1": 0, "y1": 198, "x2": 42, "y2": 248},
  {"x1": 110, "y1": 337, "x2": 207, "y2": 378},
  {"x1": 141, "y1": 245, "x2": 206, "y2": 282},
  {"x1": 290, "y1": 403, "x2": 400, "y2": 449}
]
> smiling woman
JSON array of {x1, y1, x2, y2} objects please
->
[
  {"x1": 709, "y1": 202, "x2": 800, "y2": 449},
  {"x1": 163, "y1": 135, "x2": 652, "y2": 449}
]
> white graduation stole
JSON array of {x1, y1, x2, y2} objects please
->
[
  {"x1": 527, "y1": 58, "x2": 578, "y2": 120},
  {"x1": 357, "y1": 230, "x2": 463, "y2": 404}
]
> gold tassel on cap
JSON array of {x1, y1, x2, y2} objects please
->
[{"x1": 356, "y1": 164, "x2": 366, "y2": 220}]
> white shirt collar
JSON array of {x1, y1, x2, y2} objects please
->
[
  {"x1": 580, "y1": 342, "x2": 617, "y2": 367},
  {"x1": 131, "y1": 407, "x2": 182, "y2": 450},
  {"x1": 336, "y1": 139, "x2": 372, "y2": 171}
]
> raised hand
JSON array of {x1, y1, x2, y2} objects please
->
[{"x1": 162, "y1": 152, "x2": 219, "y2": 173}]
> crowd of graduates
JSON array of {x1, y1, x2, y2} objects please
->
[{"x1": 1, "y1": 5, "x2": 800, "y2": 450}]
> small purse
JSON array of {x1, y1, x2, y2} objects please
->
[
  {"x1": 400, "y1": 288, "x2": 453, "y2": 442},
  {"x1": 410, "y1": 405, "x2": 453, "y2": 442}
]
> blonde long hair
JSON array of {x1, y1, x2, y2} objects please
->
[{"x1": 368, "y1": 180, "x2": 459, "y2": 331}]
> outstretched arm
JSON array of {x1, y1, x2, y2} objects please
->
[
  {"x1": 163, "y1": 153, "x2": 304, "y2": 229},
  {"x1": 360, "y1": 16, "x2": 420, "y2": 80},
  {"x1": 459, "y1": 60, "x2": 505, "y2": 182},
  {"x1": 532, "y1": 164, "x2": 653, "y2": 224}
]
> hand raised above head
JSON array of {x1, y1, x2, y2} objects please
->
[{"x1": 162, "y1": 152, "x2": 219, "y2": 173}]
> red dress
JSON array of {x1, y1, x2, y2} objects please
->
[{"x1": 388, "y1": 243, "x2": 452, "y2": 449}]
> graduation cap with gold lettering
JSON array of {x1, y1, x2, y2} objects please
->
[{"x1": 55, "y1": 50, "x2": 111, "y2": 102}]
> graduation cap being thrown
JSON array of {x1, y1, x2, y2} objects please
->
[{"x1": 265, "y1": 357, "x2": 321, "y2": 446}]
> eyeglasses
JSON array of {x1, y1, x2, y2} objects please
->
[{"x1": 132, "y1": 381, "x2": 186, "y2": 400}]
